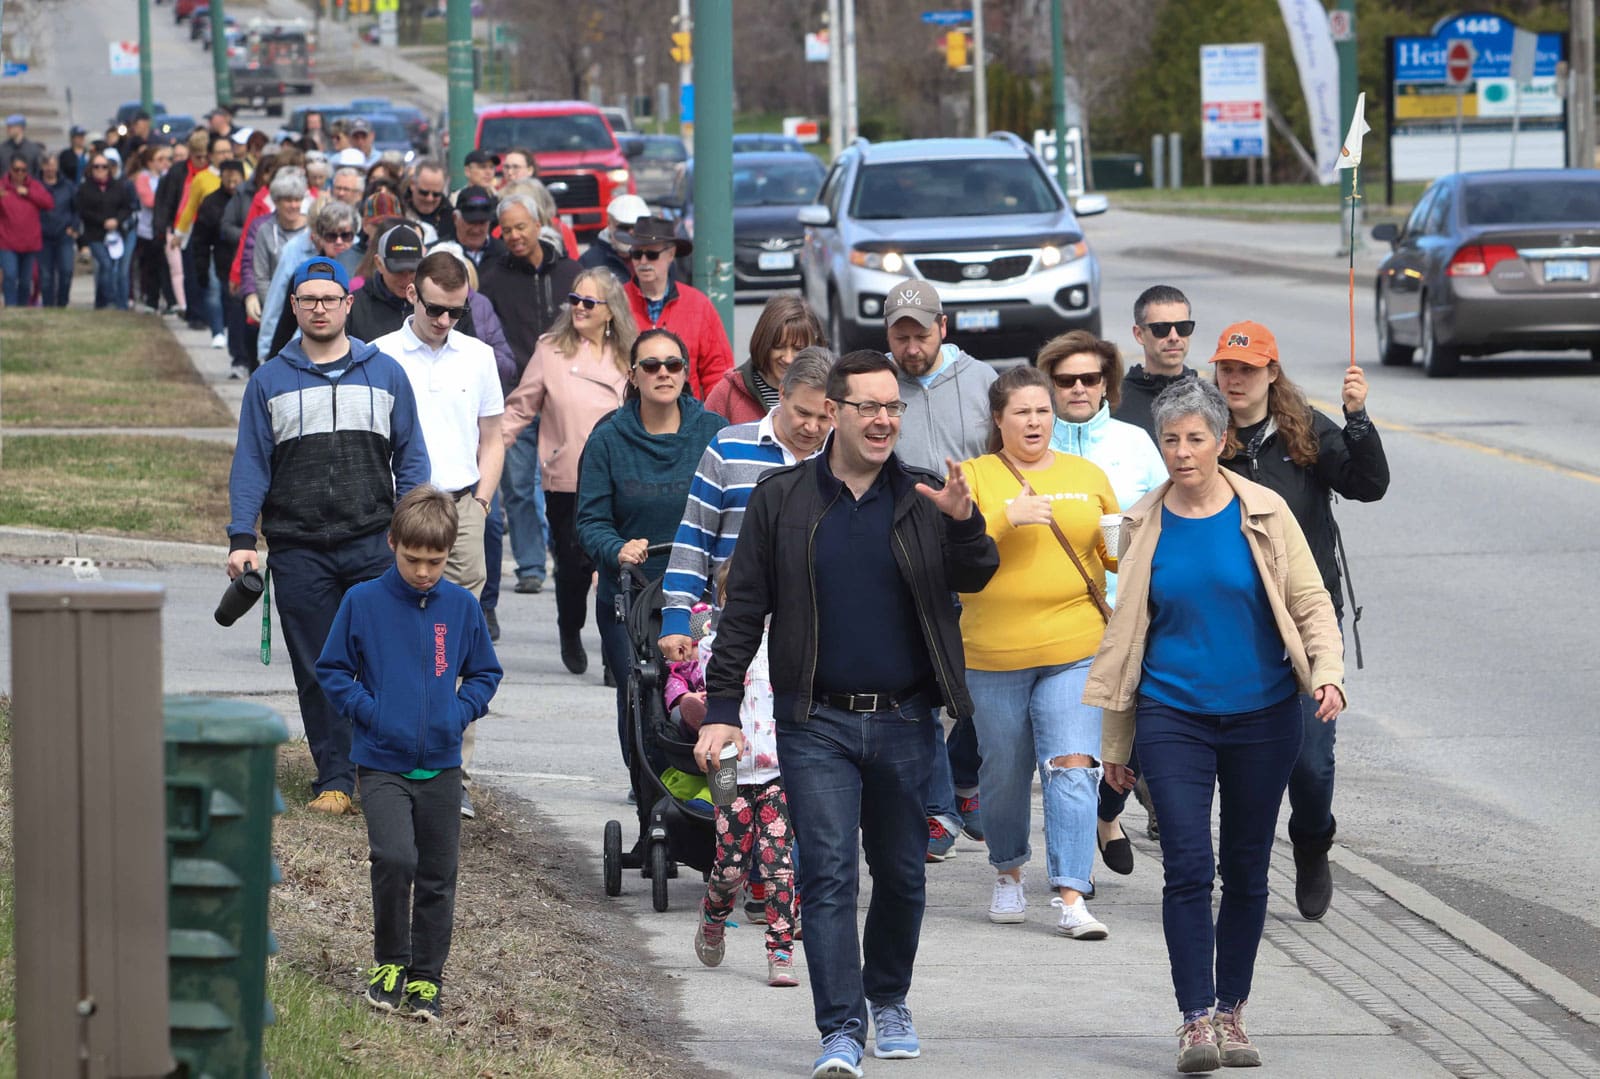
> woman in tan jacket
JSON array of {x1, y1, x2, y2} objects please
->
[
  {"x1": 1085, "y1": 378, "x2": 1344, "y2": 1075},
  {"x1": 502, "y1": 268, "x2": 638, "y2": 673}
]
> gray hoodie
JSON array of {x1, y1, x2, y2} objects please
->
[{"x1": 890, "y1": 344, "x2": 998, "y2": 473}]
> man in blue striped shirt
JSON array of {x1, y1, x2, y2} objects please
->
[{"x1": 658, "y1": 348, "x2": 834, "y2": 656}]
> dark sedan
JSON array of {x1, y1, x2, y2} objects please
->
[
  {"x1": 1373, "y1": 169, "x2": 1600, "y2": 377},
  {"x1": 620, "y1": 134, "x2": 687, "y2": 205},
  {"x1": 658, "y1": 151, "x2": 827, "y2": 291}
]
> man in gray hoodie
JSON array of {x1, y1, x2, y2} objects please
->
[{"x1": 883, "y1": 279, "x2": 996, "y2": 862}]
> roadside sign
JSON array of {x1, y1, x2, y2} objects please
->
[
  {"x1": 108, "y1": 40, "x2": 140, "y2": 77},
  {"x1": 1444, "y1": 39, "x2": 1476, "y2": 87},
  {"x1": 1200, "y1": 43, "x2": 1267, "y2": 160},
  {"x1": 373, "y1": 0, "x2": 399, "y2": 12},
  {"x1": 920, "y1": 10, "x2": 972, "y2": 26},
  {"x1": 1328, "y1": 9, "x2": 1354, "y2": 44},
  {"x1": 783, "y1": 116, "x2": 820, "y2": 144},
  {"x1": 1509, "y1": 28, "x2": 1537, "y2": 85},
  {"x1": 1, "y1": 62, "x2": 28, "y2": 78},
  {"x1": 804, "y1": 30, "x2": 829, "y2": 63},
  {"x1": 679, "y1": 82, "x2": 694, "y2": 125}
]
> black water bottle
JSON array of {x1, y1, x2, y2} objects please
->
[{"x1": 215, "y1": 566, "x2": 265, "y2": 626}]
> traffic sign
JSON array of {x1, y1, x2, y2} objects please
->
[
  {"x1": 1, "y1": 62, "x2": 27, "y2": 78},
  {"x1": 921, "y1": 10, "x2": 972, "y2": 26},
  {"x1": 1444, "y1": 39, "x2": 1476, "y2": 87}
]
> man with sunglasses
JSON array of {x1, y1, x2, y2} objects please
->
[
  {"x1": 227, "y1": 255, "x2": 430, "y2": 816},
  {"x1": 697, "y1": 350, "x2": 998, "y2": 1076},
  {"x1": 618, "y1": 215, "x2": 733, "y2": 400},
  {"x1": 1118, "y1": 284, "x2": 1200, "y2": 438},
  {"x1": 404, "y1": 160, "x2": 455, "y2": 243}
]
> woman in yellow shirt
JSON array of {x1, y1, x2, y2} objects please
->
[{"x1": 960, "y1": 365, "x2": 1119, "y2": 938}]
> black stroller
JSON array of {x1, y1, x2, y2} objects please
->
[{"x1": 602, "y1": 544, "x2": 716, "y2": 911}]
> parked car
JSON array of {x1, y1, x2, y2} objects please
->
[
  {"x1": 475, "y1": 101, "x2": 634, "y2": 236},
  {"x1": 733, "y1": 133, "x2": 807, "y2": 154},
  {"x1": 358, "y1": 113, "x2": 419, "y2": 161},
  {"x1": 600, "y1": 106, "x2": 634, "y2": 134},
  {"x1": 174, "y1": 0, "x2": 204, "y2": 22},
  {"x1": 659, "y1": 151, "x2": 827, "y2": 292},
  {"x1": 111, "y1": 101, "x2": 168, "y2": 134},
  {"x1": 228, "y1": 64, "x2": 286, "y2": 117},
  {"x1": 1372, "y1": 169, "x2": 1600, "y2": 377},
  {"x1": 152, "y1": 114, "x2": 198, "y2": 142},
  {"x1": 620, "y1": 134, "x2": 687, "y2": 204},
  {"x1": 797, "y1": 132, "x2": 1107, "y2": 357}
]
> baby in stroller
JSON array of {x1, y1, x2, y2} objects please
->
[{"x1": 664, "y1": 604, "x2": 713, "y2": 738}]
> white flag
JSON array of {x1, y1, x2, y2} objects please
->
[{"x1": 1337, "y1": 92, "x2": 1371, "y2": 170}]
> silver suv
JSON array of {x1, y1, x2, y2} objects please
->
[{"x1": 798, "y1": 133, "x2": 1106, "y2": 358}]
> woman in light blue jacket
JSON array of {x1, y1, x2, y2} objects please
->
[{"x1": 1036, "y1": 329, "x2": 1166, "y2": 881}]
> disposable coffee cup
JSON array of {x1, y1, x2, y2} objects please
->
[
  {"x1": 709, "y1": 743, "x2": 739, "y2": 807},
  {"x1": 1098, "y1": 513, "x2": 1123, "y2": 559}
]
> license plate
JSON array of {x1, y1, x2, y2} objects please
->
[
  {"x1": 251, "y1": 97, "x2": 265, "y2": 107},
  {"x1": 1543, "y1": 259, "x2": 1587, "y2": 282},
  {"x1": 955, "y1": 308, "x2": 1000, "y2": 332},
  {"x1": 757, "y1": 251, "x2": 795, "y2": 271}
]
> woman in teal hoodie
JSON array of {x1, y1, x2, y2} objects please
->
[{"x1": 577, "y1": 327, "x2": 727, "y2": 775}]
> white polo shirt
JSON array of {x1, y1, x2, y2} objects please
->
[{"x1": 374, "y1": 318, "x2": 505, "y2": 492}]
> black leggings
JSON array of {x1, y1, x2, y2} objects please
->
[{"x1": 543, "y1": 490, "x2": 595, "y2": 639}]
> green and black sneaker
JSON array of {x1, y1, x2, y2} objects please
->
[
  {"x1": 403, "y1": 978, "x2": 442, "y2": 1022},
  {"x1": 364, "y1": 963, "x2": 407, "y2": 1013}
]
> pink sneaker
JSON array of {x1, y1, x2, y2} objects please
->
[
  {"x1": 1176, "y1": 1015, "x2": 1221, "y2": 1073},
  {"x1": 767, "y1": 949, "x2": 799, "y2": 987}
]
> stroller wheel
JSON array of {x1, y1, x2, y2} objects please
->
[
  {"x1": 603, "y1": 820, "x2": 623, "y2": 897},
  {"x1": 650, "y1": 841, "x2": 671, "y2": 912}
]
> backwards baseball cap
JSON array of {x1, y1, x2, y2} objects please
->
[
  {"x1": 70, "y1": 124, "x2": 87, "y2": 137},
  {"x1": 882, "y1": 279, "x2": 943, "y2": 328},
  {"x1": 606, "y1": 193, "x2": 650, "y2": 225},
  {"x1": 5, "y1": 114, "x2": 25, "y2": 127},
  {"x1": 291, "y1": 255, "x2": 351, "y2": 294},
  {"x1": 1208, "y1": 320, "x2": 1278, "y2": 368},
  {"x1": 464, "y1": 149, "x2": 500, "y2": 167},
  {"x1": 455, "y1": 184, "x2": 498, "y2": 222},
  {"x1": 379, "y1": 224, "x2": 424, "y2": 272}
]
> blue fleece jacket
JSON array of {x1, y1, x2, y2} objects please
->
[
  {"x1": 575, "y1": 395, "x2": 727, "y2": 579},
  {"x1": 226, "y1": 336, "x2": 431, "y2": 552},
  {"x1": 315, "y1": 566, "x2": 503, "y2": 773}
]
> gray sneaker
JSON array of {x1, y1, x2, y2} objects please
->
[{"x1": 460, "y1": 786, "x2": 476, "y2": 820}]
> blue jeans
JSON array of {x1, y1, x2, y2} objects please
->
[
  {"x1": 0, "y1": 248, "x2": 38, "y2": 306},
  {"x1": 1287, "y1": 613, "x2": 1343, "y2": 845},
  {"x1": 968, "y1": 660, "x2": 1101, "y2": 892},
  {"x1": 776, "y1": 692, "x2": 938, "y2": 1039},
  {"x1": 481, "y1": 491, "x2": 504, "y2": 611},
  {"x1": 88, "y1": 238, "x2": 134, "y2": 309},
  {"x1": 596, "y1": 573, "x2": 631, "y2": 766},
  {"x1": 37, "y1": 236, "x2": 74, "y2": 306},
  {"x1": 201, "y1": 270, "x2": 223, "y2": 335},
  {"x1": 1135, "y1": 692, "x2": 1302, "y2": 1015},
  {"x1": 501, "y1": 421, "x2": 549, "y2": 584},
  {"x1": 924, "y1": 711, "x2": 982, "y2": 831}
]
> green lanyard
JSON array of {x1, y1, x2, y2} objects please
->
[{"x1": 259, "y1": 566, "x2": 272, "y2": 665}]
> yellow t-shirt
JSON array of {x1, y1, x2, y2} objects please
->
[{"x1": 958, "y1": 452, "x2": 1119, "y2": 671}]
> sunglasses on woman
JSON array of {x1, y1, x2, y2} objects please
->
[
  {"x1": 1051, "y1": 371, "x2": 1104, "y2": 389},
  {"x1": 567, "y1": 293, "x2": 608, "y2": 310},
  {"x1": 634, "y1": 357, "x2": 687, "y2": 374}
]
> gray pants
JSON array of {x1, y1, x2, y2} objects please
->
[{"x1": 361, "y1": 766, "x2": 463, "y2": 984}]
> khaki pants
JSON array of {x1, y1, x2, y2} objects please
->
[{"x1": 448, "y1": 491, "x2": 488, "y2": 782}]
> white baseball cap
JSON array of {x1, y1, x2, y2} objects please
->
[
  {"x1": 331, "y1": 147, "x2": 367, "y2": 167},
  {"x1": 606, "y1": 193, "x2": 650, "y2": 225}
]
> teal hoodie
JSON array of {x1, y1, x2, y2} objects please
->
[{"x1": 575, "y1": 395, "x2": 726, "y2": 578}]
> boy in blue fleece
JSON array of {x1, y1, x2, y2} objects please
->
[{"x1": 316, "y1": 485, "x2": 503, "y2": 1022}]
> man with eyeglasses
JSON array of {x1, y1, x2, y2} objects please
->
[
  {"x1": 497, "y1": 147, "x2": 536, "y2": 189},
  {"x1": 404, "y1": 160, "x2": 455, "y2": 243},
  {"x1": 348, "y1": 223, "x2": 425, "y2": 343},
  {"x1": 329, "y1": 166, "x2": 365, "y2": 207},
  {"x1": 697, "y1": 349, "x2": 998, "y2": 1076},
  {"x1": 227, "y1": 255, "x2": 430, "y2": 816},
  {"x1": 618, "y1": 215, "x2": 733, "y2": 400},
  {"x1": 1117, "y1": 283, "x2": 1199, "y2": 438}
]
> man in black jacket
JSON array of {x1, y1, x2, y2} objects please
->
[
  {"x1": 475, "y1": 192, "x2": 579, "y2": 372},
  {"x1": 1116, "y1": 283, "x2": 1199, "y2": 438},
  {"x1": 402, "y1": 160, "x2": 455, "y2": 243},
  {"x1": 346, "y1": 223, "x2": 423, "y2": 342},
  {"x1": 695, "y1": 350, "x2": 998, "y2": 1075}
]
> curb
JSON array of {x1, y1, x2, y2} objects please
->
[
  {"x1": 1119, "y1": 244, "x2": 1381, "y2": 287},
  {"x1": 0, "y1": 527, "x2": 226, "y2": 567}
]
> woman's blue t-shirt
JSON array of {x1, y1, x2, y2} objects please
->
[{"x1": 1140, "y1": 498, "x2": 1296, "y2": 715}]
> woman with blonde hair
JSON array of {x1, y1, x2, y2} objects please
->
[{"x1": 501, "y1": 267, "x2": 639, "y2": 673}]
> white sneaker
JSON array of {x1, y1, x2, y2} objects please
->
[
  {"x1": 1051, "y1": 895, "x2": 1109, "y2": 939},
  {"x1": 211, "y1": 332, "x2": 227, "y2": 349},
  {"x1": 229, "y1": 364, "x2": 250, "y2": 381},
  {"x1": 988, "y1": 873, "x2": 1026, "y2": 924}
]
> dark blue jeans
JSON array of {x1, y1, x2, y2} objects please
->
[
  {"x1": 1135, "y1": 692, "x2": 1302, "y2": 1015},
  {"x1": 0, "y1": 248, "x2": 38, "y2": 306},
  {"x1": 596, "y1": 573, "x2": 631, "y2": 766},
  {"x1": 501, "y1": 420, "x2": 549, "y2": 585},
  {"x1": 1287, "y1": 694, "x2": 1336, "y2": 844},
  {"x1": 777, "y1": 692, "x2": 938, "y2": 1039},
  {"x1": 37, "y1": 236, "x2": 74, "y2": 306},
  {"x1": 924, "y1": 711, "x2": 982, "y2": 830},
  {"x1": 480, "y1": 491, "x2": 505, "y2": 611},
  {"x1": 269, "y1": 531, "x2": 393, "y2": 796}
]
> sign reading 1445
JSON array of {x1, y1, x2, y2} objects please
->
[{"x1": 1447, "y1": 14, "x2": 1504, "y2": 35}]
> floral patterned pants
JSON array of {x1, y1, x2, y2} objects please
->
[{"x1": 703, "y1": 779, "x2": 797, "y2": 954}]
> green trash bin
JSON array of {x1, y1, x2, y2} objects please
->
[
  {"x1": 1091, "y1": 153, "x2": 1147, "y2": 190},
  {"x1": 164, "y1": 696, "x2": 288, "y2": 1079}
]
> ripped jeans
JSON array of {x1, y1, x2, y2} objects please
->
[{"x1": 968, "y1": 659, "x2": 1101, "y2": 894}]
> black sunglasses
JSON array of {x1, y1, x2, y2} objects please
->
[
  {"x1": 1051, "y1": 371, "x2": 1104, "y2": 389},
  {"x1": 1143, "y1": 320, "x2": 1196, "y2": 339},
  {"x1": 631, "y1": 248, "x2": 670, "y2": 261},
  {"x1": 567, "y1": 293, "x2": 608, "y2": 310},
  {"x1": 321, "y1": 230, "x2": 356, "y2": 243},
  {"x1": 411, "y1": 187, "x2": 444, "y2": 199},
  {"x1": 634, "y1": 357, "x2": 687, "y2": 374},
  {"x1": 420, "y1": 300, "x2": 471, "y2": 321}
]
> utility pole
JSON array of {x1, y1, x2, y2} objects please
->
[
  {"x1": 692, "y1": 0, "x2": 733, "y2": 340},
  {"x1": 677, "y1": 0, "x2": 692, "y2": 140},
  {"x1": 446, "y1": 0, "x2": 474, "y2": 187},
  {"x1": 1050, "y1": 0, "x2": 1067, "y2": 191},
  {"x1": 139, "y1": 0, "x2": 154, "y2": 115},
  {"x1": 842, "y1": 0, "x2": 858, "y2": 143},
  {"x1": 828, "y1": 0, "x2": 843, "y2": 157},
  {"x1": 972, "y1": 0, "x2": 987, "y2": 136},
  {"x1": 209, "y1": 0, "x2": 232, "y2": 107},
  {"x1": 1572, "y1": 0, "x2": 1595, "y2": 168},
  {"x1": 1336, "y1": 0, "x2": 1357, "y2": 254}
]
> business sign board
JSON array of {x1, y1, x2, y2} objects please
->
[
  {"x1": 1387, "y1": 11, "x2": 1565, "y2": 189},
  {"x1": 1200, "y1": 44, "x2": 1267, "y2": 160},
  {"x1": 108, "y1": 41, "x2": 140, "y2": 77}
]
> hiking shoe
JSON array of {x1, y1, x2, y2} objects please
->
[
  {"x1": 1177, "y1": 1015, "x2": 1222, "y2": 1073},
  {"x1": 560, "y1": 633, "x2": 588, "y2": 674},
  {"x1": 694, "y1": 906, "x2": 726, "y2": 967},
  {"x1": 744, "y1": 880, "x2": 768, "y2": 923},
  {"x1": 1293, "y1": 828, "x2": 1335, "y2": 921},
  {"x1": 307, "y1": 790, "x2": 354, "y2": 815},
  {"x1": 988, "y1": 873, "x2": 1026, "y2": 924},
  {"x1": 514, "y1": 575, "x2": 543, "y2": 594},
  {"x1": 483, "y1": 607, "x2": 500, "y2": 642},
  {"x1": 1134, "y1": 776, "x2": 1159, "y2": 841},
  {"x1": 1212, "y1": 1003, "x2": 1261, "y2": 1067},
  {"x1": 812, "y1": 1023, "x2": 865, "y2": 1078},
  {"x1": 868, "y1": 1000, "x2": 921, "y2": 1059},
  {"x1": 402, "y1": 979, "x2": 441, "y2": 1022},
  {"x1": 957, "y1": 793, "x2": 984, "y2": 841},
  {"x1": 926, "y1": 817, "x2": 957, "y2": 862},
  {"x1": 364, "y1": 963, "x2": 406, "y2": 1012},
  {"x1": 459, "y1": 786, "x2": 476, "y2": 820},
  {"x1": 1050, "y1": 895, "x2": 1109, "y2": 940},
  {"x1": 767, "y1": 949, "x2": 799, "y2": 987}
]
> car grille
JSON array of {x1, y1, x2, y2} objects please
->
[
  {"x1": 913, "y1": 254, "x2": 1035, "y2": 284},
  {"x1": 544, "y1": 172, "x2": 601, "y2": 210}
]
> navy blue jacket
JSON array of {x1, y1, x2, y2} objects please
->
[{"x1": 316, "y1": 566, "x2": 503, "y2": 773}]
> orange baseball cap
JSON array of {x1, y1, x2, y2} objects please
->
[{"x1": 1208, "y1": 321, "x2": 1278, "y2": 367}]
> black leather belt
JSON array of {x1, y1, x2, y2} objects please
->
[
  {"x1": 450, "y1": 486, "x2": 475, "y2": 500},
  {"x1": 819, "y1": 690, "x2": 918, "y2": 713}
]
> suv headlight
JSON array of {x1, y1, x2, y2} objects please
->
[
  {"x1": 849, "y1": 249, "x2": 904, "y2": 273},
  {"x1": 1040, "y1": 241, "x2": 1088, "y2": 268},
  {"x1": 606, "y1": 168, "x2": 631, "y2": 185}
]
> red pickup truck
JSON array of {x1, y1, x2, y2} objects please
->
[{"x1": 474, "y1": 101, "x2": 635, "y2": 237}]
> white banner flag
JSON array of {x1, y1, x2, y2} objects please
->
[
  {"x1": 1276, "y1": 0, "x2": 1342, "y2": 185},
  {"x1": 1337, "y1": 92, "x2": 1370, "y2": 169}
]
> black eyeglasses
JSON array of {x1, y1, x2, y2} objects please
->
[
  {"x1": 412, "y1": 187, "x2": 444, "y2": 199},
  {"x1": 634, "y1": 357, "x2": 687, "y2": 374},
  {"x1": 1051, "y1": 371, "x2": 1104, "y2": 389},
  {"x1": 567, "y1": 293, "x2": 608, "y2": 310},
  {"x1": 90, "y1": 163, "x2": 110, "y2": 170},
  {"x1": 833, "y1": 398, "x2": 909, "y2": 418},
  {"x1": 293, "y1": 294, "x2": 346, "y2": 311},
  {"x1": 631, "y1": 248, "x2": 670, "y2": 262},
  {"x1": 321, "y1": 230, "x2": 356, "y2": 243},
  {"x1": 1143, "y1": 320, "x2": 1196, "y2": 339},
  {"x1": 420, "y1": 300, "x2": 470, "y2": 320}
]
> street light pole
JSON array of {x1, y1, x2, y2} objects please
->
[
  {"x1": 209, "y1": 0, "x2": 232, "y2": 108},
  {"x1": 692, "y1": 0, "x2": 734, "y2": 340},
  {"x1": 828, "y1": 0, "x2": 842, "y2": 157},
  {"x1": 1050, "y1": 0, "x2": 1067, "y2": 192},
  {"x1": 446, "y1": 0, "x2": 474, "y2": 187},
  {"x1": 1572, "y1": 0, "x2": 1596, "y2": 168},
  {"x1": 972, "y1": 0, "x2": 986, "y2": 137},
  {"x1": 138, "y1": 0, "x2": 154, "y2": 115},
  {"x1": 842, "y1": 0, "x2": 858, "y2": 143}
]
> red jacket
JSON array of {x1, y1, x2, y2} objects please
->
[
  {"x1": 702, "y1": 361, "x2": 768, "y2": 424},
  {"x1": 624, "y1": 278, "x2": 734, "y2": 401},
  {"x1": 0, "y1": 174, "x2": 55, "y2": 253}
]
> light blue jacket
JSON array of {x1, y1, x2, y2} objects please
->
[{"x1": 1051, "y1": 403, "x2": 1166, "y2": 605}]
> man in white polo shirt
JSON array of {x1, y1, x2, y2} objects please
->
[{"x1": 374, "y1": 250, "x2": 506, "y2": 820}]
